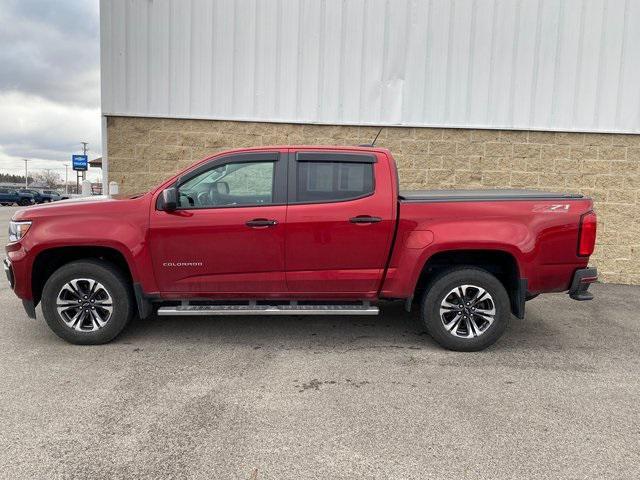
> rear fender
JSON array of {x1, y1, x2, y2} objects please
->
[{"x1": 381, "y1": 219, "x2": 529, "y2": 298}]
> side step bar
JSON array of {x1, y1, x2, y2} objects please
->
[{"x1": 157, "y1": 303, "x2": 379, "y2": 316}]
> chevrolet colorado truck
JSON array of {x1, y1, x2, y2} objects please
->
[{"x1": 3, "y1": 146, "x2": 597, "y2": 351}]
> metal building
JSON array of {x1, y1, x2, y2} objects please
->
[
  {"x1": 101, "y1": 0, "x2": 640, "y2": 132},
  {"x1": 100, "y1": 0, "x2": 640, "y2": 284}
]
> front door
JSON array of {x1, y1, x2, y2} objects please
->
[
  {"x1": 285, "y1": 150, "x2": 395, "y2": 296},
  {"x1": 149, "y1": 151, "x2": 288, "y2": 296}
]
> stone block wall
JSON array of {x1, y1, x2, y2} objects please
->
[{"x1": 106, "y1": 116, "x2": 640, "y2": 284}]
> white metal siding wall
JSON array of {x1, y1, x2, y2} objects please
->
[{"x1": 100, "y1": 0, "x2": 640, "y2": 133}]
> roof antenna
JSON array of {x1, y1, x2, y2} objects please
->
[{"x1": 359, "y1": 127, "x2": 383, "y2": 147}]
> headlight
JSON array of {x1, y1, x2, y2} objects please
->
[{"x1": 8, "y1": 221, "x2": 32, "y2": 243}]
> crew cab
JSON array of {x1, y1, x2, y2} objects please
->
[
  {"x1": 3, "y1": 146, "x2": 597, "y2": 351},
  {"x1": 0, "y1": 188, "x2": 35, "y2": 207}
]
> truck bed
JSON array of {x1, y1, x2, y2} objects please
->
[{"x1": 399, "y1": 189, "x2": 584, "y2": 202}]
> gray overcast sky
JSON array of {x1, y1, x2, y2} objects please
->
[{"x1": 0, "y1": 0, "x2": 102, "y2": 181}]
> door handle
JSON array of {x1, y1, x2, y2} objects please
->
[
  {"x1": 246, "y1": 218, "x2": 278, "y2": 228},
  {"x1": 349, "y1": 215, "x2": 382, "y2": 224}
]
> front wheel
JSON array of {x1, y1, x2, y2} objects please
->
[
  {"x1": 420, "y1": 267, "x2": 511, "y2": 351},
  {"x1": 41, "y1": 260, "x2": 134, "y2": 345}
]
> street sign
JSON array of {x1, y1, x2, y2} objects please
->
[{"x1": 72, "y1": 154, "x2": 88, "y2": 171}]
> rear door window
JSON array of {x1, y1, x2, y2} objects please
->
[{"x1": 295, "y1": 161, "x2": 374, "y2": 203}]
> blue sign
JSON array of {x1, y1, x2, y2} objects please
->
[{"x1": 72, "y1": 154, "x2": 88, "y2": 171}]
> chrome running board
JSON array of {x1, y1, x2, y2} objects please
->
[{"x1": 157, "y1": 302, "x2": 379, "y2": 316}]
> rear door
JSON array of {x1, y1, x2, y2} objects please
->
[{"x1": 284, "y1": 150, "x2": 395, "y2": 296}]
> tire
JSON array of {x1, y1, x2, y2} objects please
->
[
  {"x1": 420, "y1": 267, "x2": 511, "y2": 352},
  {"x1": 41, "y1": 260, "x2": 134, "y2": 345}
]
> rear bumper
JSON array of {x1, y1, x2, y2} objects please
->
[{"x1": 568, "y1": 267, "x2": 597, "y2": 301}]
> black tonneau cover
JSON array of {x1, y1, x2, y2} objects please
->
[{"x1": 399, "y1": 189, "x2": 583, "y2": 202}]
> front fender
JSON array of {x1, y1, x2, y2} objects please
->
[{"x1": 7, "y1": 209, "x2": 155, "y2": 300}]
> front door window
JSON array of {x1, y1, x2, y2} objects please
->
[{"x1": 178, "y1": 161, "x2": 275, "y2": 208}]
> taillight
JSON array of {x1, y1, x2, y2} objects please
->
[{"x1": 578, "y1": 211, "x2": 597, "y2": 256}]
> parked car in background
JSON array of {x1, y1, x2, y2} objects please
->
[
  {"x1": 18, "y1": 189, "x2": 62, "y2": 204},
  {"x1": 59, "y1": 193, "x2": 84, "y2": 200},
  {"x1": 18, "y1": 189, "x2": 44, "y2": 204},
  {"x1": 0, "y1": 188, "x2": 35, "y2": 206},
  {"x1": 40, "y1": 190, "x2": 62, "y2": 202}
]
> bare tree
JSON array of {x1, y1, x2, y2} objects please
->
[{"x1": 32, "y1": 170, "x2": 62, "y2": 188}]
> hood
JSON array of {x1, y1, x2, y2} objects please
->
[{"x1": 12, "y1": 192, "x2": 152, "y2": 221}]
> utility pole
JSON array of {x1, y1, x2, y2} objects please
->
[
  {"x1": 65, "y1": 164, "x2": 69, "y2": 194},
  {"x1": 23, "y1": 159, "x2": 29, "y2": 188},
  {"x1": 81, "y1": 142, "x2": 88, "y2": 182},
  {"x1": 76, "y1": 142, "x2": 89, "y2": 193}
]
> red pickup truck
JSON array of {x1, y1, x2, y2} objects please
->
[{"x1": 4, "y1": 146, "x2": 597, "y2": 351}]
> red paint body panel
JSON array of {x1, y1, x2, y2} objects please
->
[
  {"x1": 284, "y1": 150, "x2": 396, "y2": 294},
  {"x1": 148, "y1": 205, "x2": 287, "y2": 295},
  {"x1": 7, "y1": 194, "x2": 157, "y2": 300},
  {"x1": 5, "y1": 145, "x2": 595, "y2": 308},
  {"x1": 380, "y1": 199, "x2": 592, "y2": 299}
]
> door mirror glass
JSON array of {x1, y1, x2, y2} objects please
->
[{"x1": 161, "y1": 187, "x2": 178, "y2": 211}]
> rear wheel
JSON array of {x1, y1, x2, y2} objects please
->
[
  {"x1": 41, "y1": 260, "x2": 134, "y2": 345},
  {"x1": 420, "y1": 267, "x2": 511, "y2": 351}
]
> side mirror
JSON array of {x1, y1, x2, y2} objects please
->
[{"x1": 161, "y1": 187, "x2": 178, "y2": 211}]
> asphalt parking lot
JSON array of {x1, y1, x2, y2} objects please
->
[{"x1": 0, "y1": 205, "x2": 638, "y2": 479}]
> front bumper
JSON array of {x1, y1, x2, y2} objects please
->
[
  {"x1": 4, "y1": 257, "x2": 36, "y2": 319},
  {"x1": 3, "y1": 257, "x2": 13, "y2": 289},
  {"x1": 568, "y1": 267, "x2": 597, "y2": 301}
]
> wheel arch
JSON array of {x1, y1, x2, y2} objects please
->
[
  {"x1": 31, "y1": 245, "x2": 134, "y2": 308},
  {"x1": 414, "y1": 249, "x2": 526, "y2": 318}
]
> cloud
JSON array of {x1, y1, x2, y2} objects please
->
[
  {"x1": 0, "y1": 91, "x2": 102, "y2": 181},
  {"x1": 0, "y1": 0, "x2": 102, "y2": 181},
  {"x1": 0, "y1": 0, "x2": 100, "y2": 107}
]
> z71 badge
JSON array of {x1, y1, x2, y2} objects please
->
[{"x1": 533, "y1": 204, "x2": 570, "y2": 213}]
